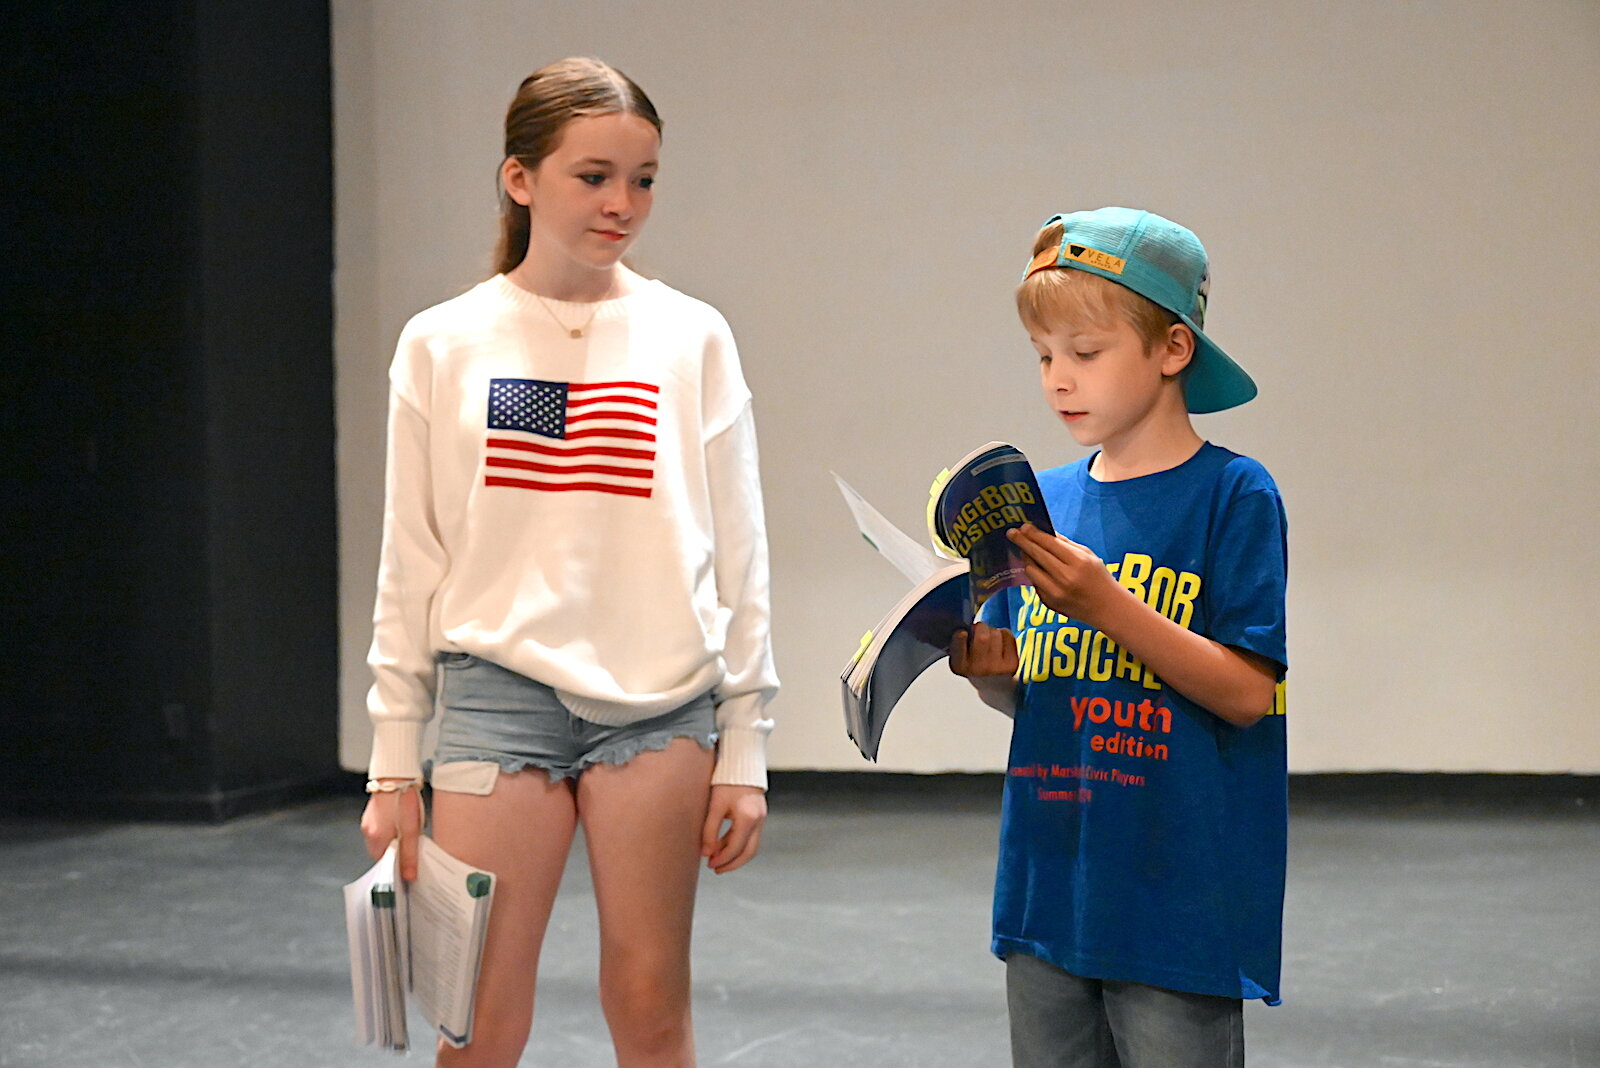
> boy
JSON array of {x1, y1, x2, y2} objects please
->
[{"x1": 950, "y1": 207, "x2": 1288, "y2": 1068}]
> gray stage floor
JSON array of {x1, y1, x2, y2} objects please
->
[{"x1": 1, "y1": 778, "x2": 1596, "y2": 1067}]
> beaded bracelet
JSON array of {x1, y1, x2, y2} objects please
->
[{"x1": 365, "y1": 777, "x2": 424, "y2": 794}]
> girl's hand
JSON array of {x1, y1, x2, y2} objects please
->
[
  {"x1": 701, "y1": 784, "x2": 766, "y2": 874},
  {"x1": 1009, "y1": 523, "x2": 1119, "y2": 623},
  {"x1": 360, "y1": 785, "x2": 424, "y2": 882},
  {"x1": 949, "y1": 622, "x2": 1019, "y2": 679}
]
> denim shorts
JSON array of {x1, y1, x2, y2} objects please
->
[{"x1": 428, "y1": 652, "x2": 718, "y2": 792}]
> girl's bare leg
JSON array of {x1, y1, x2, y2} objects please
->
[
  {"x1": 578, "y1": 739, "x2": 715, "y2": 1068},
  {"x1": 433, "y1": 770, "x2": 579, "y2": 1068}
]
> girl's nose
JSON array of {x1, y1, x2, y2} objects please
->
[{"x1": 604, "y1": 187, "x2": 636, "y2": 220}]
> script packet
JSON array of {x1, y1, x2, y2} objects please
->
[
  {"x1": 836, "y1": 441, "x2": 1052, "y2": 760},
  {"x1": 344, "y1": 836, "x2": 496, "y2": 1051}
]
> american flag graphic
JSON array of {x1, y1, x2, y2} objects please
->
[{"x1": 484, "y1": 377, "x2": 658, "y2": 498}]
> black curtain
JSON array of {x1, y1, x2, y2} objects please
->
[{"x1": 0, "y1": 1, "x2": 341, "y2": 819}]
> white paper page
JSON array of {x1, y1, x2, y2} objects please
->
[
  {"x1": 342, "y1": 885, "x2": 377, "y2": 1045},
  {"x1": 342, "y1": 841, "x2": 398, "y2": 1048},
  {"x1": 409, "y1": 836, "x2": 495, "y2": 1046},
  {"x1": 832, "y1": 473, "x2": 946, "y2": 585}
]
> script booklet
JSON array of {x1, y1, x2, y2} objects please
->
[
  {"x1": 836, "y1": 441, "x2": 1053, "y2": 761},
  {"x1": 344, "y1": 836, "x2": 497, "y2": 1052}
]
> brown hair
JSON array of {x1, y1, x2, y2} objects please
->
[
  {"x1": 1016, "y1": 220, "x2": 1178, "y2": 349},
  {"x1": 492, "y1": 57, "x2": 663, "y2": 276}
]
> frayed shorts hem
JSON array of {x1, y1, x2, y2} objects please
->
[
  {"x1": 428, "y1": 728, "x2": 718, "y2": 786},
  {"x1": 427, "y1": 652, "x2": 719, "y2": 790}
]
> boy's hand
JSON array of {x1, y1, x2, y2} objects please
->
[
  {"x1": 1008, "y1": 523, "x2": 1120, "y2": 622},
  {"x1": 950, "y1": 622, "x2": 1019, "y2": 679}
]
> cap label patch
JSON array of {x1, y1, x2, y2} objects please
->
[{"x1": 1064, "y1": 244, "x2": 1125, "y2": 274}]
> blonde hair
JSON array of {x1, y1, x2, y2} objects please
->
[
  {"x1": 1016, "y1": 220, "x2": 1178, "y2": 349},
  {"x1": 492, "y1": 57, "x2": 662, "y2": 276}
]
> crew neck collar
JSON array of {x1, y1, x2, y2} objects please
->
[
  {"x1": 487, "y1": 273, "x2": 659, "y2": 320},
  {"x1": 1075, "y1": 442, "x2": 1218, "y2": 494}
]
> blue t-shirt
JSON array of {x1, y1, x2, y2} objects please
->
[{"x1": 980, "y1": 442, "x2": 1288, "y2": 1003}]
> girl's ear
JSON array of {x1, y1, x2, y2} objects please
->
[
  {"x1": 1159, "y1": 321, "x2": 1195, "y2": 378},
  {"x1": 501, "y1": 156, "x2": 534, "y2": 208}
]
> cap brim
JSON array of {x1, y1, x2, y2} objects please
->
[{"x1": 1180, "y1": 315, "x2": 1257, "y2": 414}]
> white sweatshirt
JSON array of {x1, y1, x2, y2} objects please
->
[{"x1": 365, "y1": 275, "x2": 778, "y2": 788}]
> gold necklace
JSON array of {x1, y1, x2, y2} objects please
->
[{"x1": 533, "y1": 282, "x2": 615, "y2": 339}]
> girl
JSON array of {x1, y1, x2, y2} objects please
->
[{"x1": 359, "y1": 57, "x2": 778, "y2": 1067}]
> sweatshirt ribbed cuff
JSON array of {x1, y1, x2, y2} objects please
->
[
  {"x1": 711, "y1": 726, "x2": 770, "y2": 791},
  {"x1": 367, "y1": 719, "x2": 426, "y2": 781}
]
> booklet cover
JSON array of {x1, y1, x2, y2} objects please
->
[
  {"x1": 344, "y1": 837, "x2": 496, "y2": 1052},
  {"x1": 837, "y1": 442, "x2": 1051, "y2": 761},
  {"x1": 930, "y1": 442, "x2": 1054, "y2": 604}
]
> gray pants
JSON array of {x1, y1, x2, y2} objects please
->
[{"x1": 1006, "y1": 952, "x2": 1245, "y2": 1068}]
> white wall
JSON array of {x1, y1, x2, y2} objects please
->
[{"x1": 333, "y1": 1, "x2": 1600, "y2": 775}]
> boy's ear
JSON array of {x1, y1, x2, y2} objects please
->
[{"x1": 1158, "y1": 322, "x2": 1195, "y2": 378}]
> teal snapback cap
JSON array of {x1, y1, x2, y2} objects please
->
[{"x1": 1023, "y1": 207, "x2": 1257, "y2": 414}]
